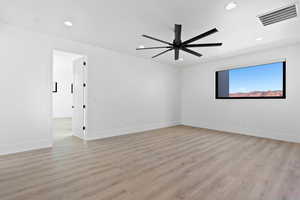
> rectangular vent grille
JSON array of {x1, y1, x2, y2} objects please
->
[{"x1": 258, "y1": 4, "x2": 298, "y2": 26}]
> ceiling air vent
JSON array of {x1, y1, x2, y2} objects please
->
[{"x1": 258, "y1": 4, "x2": 298, "y2": 26}]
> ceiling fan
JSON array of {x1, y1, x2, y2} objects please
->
[{"x1": 136, "y1": 24, "x2": 222, "y2": 60}]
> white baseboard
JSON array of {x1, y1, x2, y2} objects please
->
[
  {"x1": 0, "y1": 139, "x2": 52, "y2": 156},
  {"x1": 85, "y1": 121, "x2": 180, "y2": 141},
  {"x1": 73, "y1": 133, "x2": 85, "y2": 140},
  {"x1": 182, "y1": 121, "x2": 300, "y2": 144}
]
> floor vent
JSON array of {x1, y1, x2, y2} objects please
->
[{"x1": 258, "y1": 4, "x2": 298, "y2": 26}]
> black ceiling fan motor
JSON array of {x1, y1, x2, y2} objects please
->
[{"x1": 136, "y1": 24, "x2": 222, "y2": 60}]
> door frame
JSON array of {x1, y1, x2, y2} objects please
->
[
  {"x1": 51, "y1": 49, "x2": 88, "y2": 142},
  {"x1": 72, "y1": 56, "x2": 88, "y2": 140}
]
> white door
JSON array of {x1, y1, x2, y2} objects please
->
[{"x1": 72, "y1": 57, "x2": 86, "y2": 139}]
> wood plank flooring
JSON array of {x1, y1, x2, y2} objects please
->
[{"x1": 1, "y1": 125, "x2": 300, "y2": 200}]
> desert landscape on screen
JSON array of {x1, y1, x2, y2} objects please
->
[{"x1": 229, "y1": 90, "x2": 283, "y2": 97}]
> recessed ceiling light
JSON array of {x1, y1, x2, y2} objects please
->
[
  {"x1": 138, "y1": 45, "x2": 145, "y2": 49},
  {"x1": 225, "y1": 2, "x2": 237, "y2": 10},
  {"x1": 179, "y1": 58, "x2": 184, "y2": 61},
  {"x1": 256, "y1": 37, "x2": 263, "y2": 41},
  {"x1": 64, "y1": 21, "x2": 73, "y2": 27}
]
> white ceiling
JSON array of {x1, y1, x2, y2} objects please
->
[{"x1": 0, "y1": 0, "x2": 300, "y2": 66}]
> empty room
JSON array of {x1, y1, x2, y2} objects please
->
[{"x1": 0, "y1": 0, "x2": 299, "y2": 200}]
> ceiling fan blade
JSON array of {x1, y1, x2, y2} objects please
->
[
  {"x1": 152, "y1": 48, "x2": 173, "y2": 58},
  {"x1": 181, "y1": 47, "x2": 202, "y2": 57},
  {"x1": 142, "y1": 35, "x2": 172, "y2": 45},
  {"x1": 136, "y1": 46, "x2": 172, "y2": 50},
  {"x1": 174, "y1": 24, "x2": 182, "y2": 44},
  {"x1": 184, "y1": 43, "x2": 223, "y2": 48},
  {"x1": 182, "y1": 28, "x2": 218, "y2": 45},
  {"x1": 175, "y1": 48, "x2": 179, "y2": 60}
]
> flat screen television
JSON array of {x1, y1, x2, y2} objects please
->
[{"x1": 216, "y1": 61, "x2": 286, "y2": 99}]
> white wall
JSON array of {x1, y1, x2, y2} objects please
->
[
  {"x1": 52, "y1": 52, "x2": 75, "y2": 118},
  {"x1": 0, "y1": 23, "x2": 180, "y2": 155},
  {"x1": 0, "y1": 26, "x2": 52, "y2": 155},
  {"x1": 86, "y1": 50, "x2": 180, "y2": 140},
  {"x1": 181, "y1": 44, "x2": 300, "y2": 143},
  {"x1": 3, "y1": 19, "x2": 299, "y2": 156}
]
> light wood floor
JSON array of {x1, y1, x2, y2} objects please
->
[
  {"x1": 1, "y1": 125, "x2": 300, "y2": 200},
  {"x1": 52, "y1": 118, "x2": 73, "y2": 139}
]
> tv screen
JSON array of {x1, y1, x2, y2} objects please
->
[{"x1": 216, "y1": 61, "x2": 286, "y2": 99}]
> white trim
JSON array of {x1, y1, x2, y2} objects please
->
[
  {"x1": 0, "y1": 139, "x2": 52, "y2": 156},
  {"x1": 85, "y1": 121, "x2": 180, "y2": 141},
  {"x1": 82, "y1": 56, "x2": 88, "y2": 139},
  {"x1": 72, "y1": 133, "x2": 85, "y2": 140},
  {"x1": 215, "y1": 58, "x2": 286, "y2": 71},
  {"x1": 182, "y1": 122, "x2": 300, "y2": 144}
]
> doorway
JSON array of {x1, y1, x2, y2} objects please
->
[{"x1": 52, "y1": 50, "x2": 87, "y2": 141}]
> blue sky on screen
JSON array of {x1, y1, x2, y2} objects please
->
[{"x1": 229, "y1": 62, "x2": 283, "y2": 93}]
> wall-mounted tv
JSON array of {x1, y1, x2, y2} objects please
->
[{"x1": 216, "y1": 61, "x2": 286, "y2": 99}]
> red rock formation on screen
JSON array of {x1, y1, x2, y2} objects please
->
[{"x1": 229, "y1": 90, "x2": 283, "y2": 97}]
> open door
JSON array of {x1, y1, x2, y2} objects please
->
[{"x1": 72, "y1": 57, "x2": 87, "y2": 139}]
